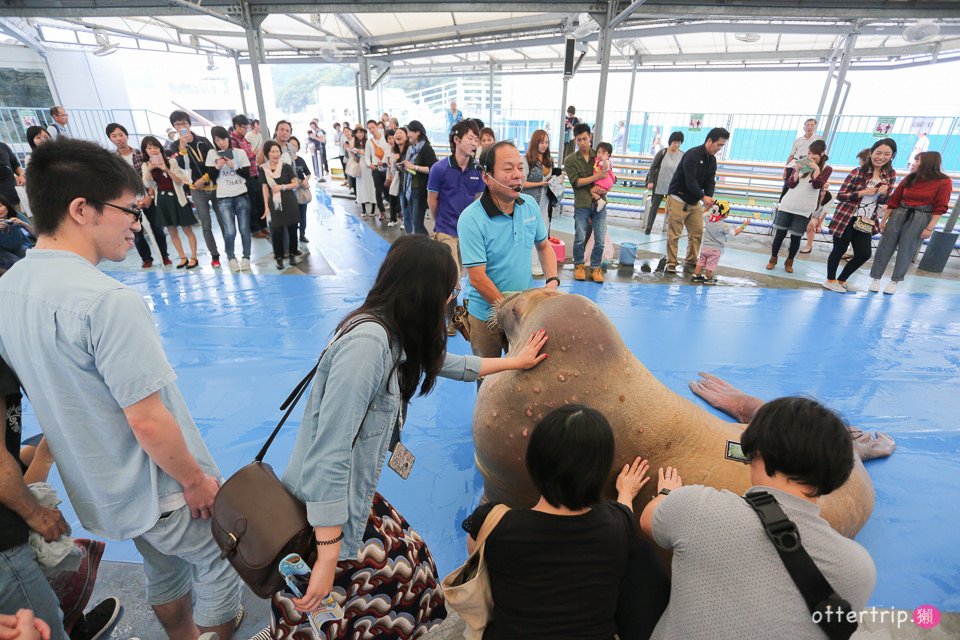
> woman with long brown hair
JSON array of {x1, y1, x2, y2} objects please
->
[
  {"x1": 269, "y1": 235, "x2": 549, "y2": 638},
  {"x1": 522, "y1": 129, "x2": 554, "y2": 275},
  {"x1": 768, "y1": 139, "x2": 831, "y2": 273},
  {"x1": 869, "y1": 151, "x2": 953, "y2": 294}
]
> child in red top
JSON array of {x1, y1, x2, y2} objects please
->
[{"x1": 591, "y1": 142, "x2": 616, "y2": 211}]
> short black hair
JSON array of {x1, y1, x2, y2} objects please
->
[
  {"x1": 449, "y1": 119, "x2": 480, "y2": 153},
  {"x1": 105, "y1": 123, "x2": 127, "y2": 137},
  {"x1": 596, "y1": 142, "x2": 613, "y2": 154},
  {"x1": 573, "y1": 123, "x2": 591, "y2": 138},
  {"x1": 288, "y1": 135, "x2": 301, "y2": 150},
  {"x1": 333, "y1": 122, "x2": 341, "y2": 129},
  {"x1": 49, "y1": 106, "x2": 63, "y2": 117},
  {"x1": 211, "y1": 126, "x2": 230, "y2": 141},
  {"x1": 480, "y1": 140, "x2": 517, "y2": 173},
  {"x1": 740, "y1": 397, "x2": 854, "y2": 497},
  {"x1": 705, "y1": 127, "x2": 730, "y2": 143},
  {"x1": 26, "y1": 139, "x2": 143, "y2": 236},
  {"x1": 479, "y1": 127, "x2": 496, "y2": 140},
  {"x1": 567, "y1": 105, "x2": 576, "y2": 115},
  {"x1": 262, "y1": 139, "x2": 281, "y2": 159},
  {"x1": 25, "y1": 126, "x2": 48, "y2": 150},
  {"x1": 251, "y1": 119, "x2": 260, "y2": 126},
  {"x1": 169, "y1": 110, "x2": 191, "y2": 126},
  {"x1": 232, "y1": 114, "x2": 249, "y2": 127},
  {"x1": 668, "y1": 131, "x2": 684, "y2": 145},
  {"x1": 366, "y1": 119, "x2": 378, "y2": 127},
  {"x1": 526, "y1": 405, "x2": 615, "y2": 510}
]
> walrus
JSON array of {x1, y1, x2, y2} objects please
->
[{"x1": 473, "y1": 289, "x2": 895, "y2": 538}]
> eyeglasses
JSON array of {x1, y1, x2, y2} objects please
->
[{"x1": 86, "y1": 199, "x2": 143, "y2": 225}]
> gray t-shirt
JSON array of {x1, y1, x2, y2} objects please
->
[
  {"x1": 654, "y1": 149, "x2": 683, "y2": 196},
  {"x1": 0, "y1": 250, "x2": 220, "y2": 540},
  {"x1": 651, "y1": 485, "x2": 875, "y2": 640},
  {"x1": 701, "y1": 217, "x2": 731, "y2": 250}
]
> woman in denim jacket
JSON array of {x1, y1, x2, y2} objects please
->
[{"x1": 273, "y1": 235, "x2": 549, "y2": 638}]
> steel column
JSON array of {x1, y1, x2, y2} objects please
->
[
  {"x1": 622, "y1": 51, "x2": 640, "y2": 153},
  {"x1": 557, "y1": 76, "x2": 569, "y2": 167},
  {"x1": 241, "y1": 1, "x2": 268, "y2": 131},
  {"x1": 488, "y1": 61, "x2": 495, "y2": 127},
  {"x1": 823, "y1": 31, "x2": 858, "y2": 146},
  {"x1": 234, "y1": 54, "x2": 248, "y2": 115},
  {"x1": 593, "y1": 1, "x2": 615, "y2": 147}
]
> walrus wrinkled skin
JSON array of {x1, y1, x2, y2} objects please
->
[{"x1": 473, "y1": 289, "x2": 875, "y2": 538}]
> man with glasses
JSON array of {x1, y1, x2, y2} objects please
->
[
  {"x1": 231, "y1": 115, "x2": 268, "y2": 239},
  {"x1": 47, "y1": 106, "x2": 69, "y2": 141},
  {"x1": 0, "y1": 139, "x2": 241, "y2": 639},
  {"x1": 170, "y1": 110, "x2": 225, "y2": 268}
]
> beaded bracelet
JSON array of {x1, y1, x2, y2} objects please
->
[{"x1": 316, "y1": 533, "x2": 344, "y2": 546}]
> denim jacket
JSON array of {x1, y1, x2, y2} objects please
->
[{"x1": 280, "y1": 318, "x2": 481, "y2": 561}]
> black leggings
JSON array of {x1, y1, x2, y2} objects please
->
[
  {"x1": 389, "y1": 194, "x2": 400, "y2": 222},
  {"x1": 371, "y1": 169, "x2": 387, "y2": 214},
  {"x1": 771, "y1": 228, "x2": 802, "y2": 261},
  {"x1": 272, "y1": 224, "x2": 298, "y2": 259},
  {"x1": 827, "y1": 223, "x2": 872, "y2": 281}
]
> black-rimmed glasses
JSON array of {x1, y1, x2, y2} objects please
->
[{"x1": 86, "y1": 199, "x2": 143, "y2": 225}]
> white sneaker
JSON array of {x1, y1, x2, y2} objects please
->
[
  {"x1": 822, "y1": 280, "x2": 846, "y2": 293},
  {"x1": 532, "y1": 265, "x2": 544, "y2": 276},
  {"x1": 883, "y1": 281, "x2": 898, "y2": 295},
  {"x1": 228, "y1": 258, "x2": 240, "y2": 272},
  {"x1": 240, "y1": 258, "x2": 250, "y2": 271},
  {"x1": 387, "y1": 221, "x2": 398, "y2": 227},
  {"x1": 869, "y1": 279, "x2": 881, "y2": 293},
  {"x1": 595, "y1": 199, "x2": 606, "y2": 212},
  {"x1": 841, "y1": 282, "x2": 856, "y2": 292}
]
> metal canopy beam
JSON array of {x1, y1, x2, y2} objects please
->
[
  {"x1": 609, "y1": 0, "x2": 649, "y2": 31},
  {"x1": 0, "y1": 17, "x2": 45, "y2": 54},
  {"x1": 52, "y1": 17, "x2": 231, "y2": 55},
  {"x1": 165, "y1": 0, "x2": 243, "y2": 28}
]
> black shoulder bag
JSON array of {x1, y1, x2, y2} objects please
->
[{"x1": 743, "y1": 491, "x2": 858, "y2": 640}]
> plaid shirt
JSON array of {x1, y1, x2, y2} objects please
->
[
  {"x1": 118, "y1": 148, "x2": 144, "y2": 172},
  {"x1": 231, "y1": 131, "x2": 258, "y2": 177},
  {"x1": 829, "y1": 166, "x2": 896, "y2": 237}
]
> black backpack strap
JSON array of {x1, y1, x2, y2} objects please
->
[
  {"x1": 743, "y1": 491, "x2": 858, "y2": 640},
  {"x1": 253, "y1": 315, "x2": 397, "y2": 462}
]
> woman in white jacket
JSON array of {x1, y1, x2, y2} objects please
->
[
  {"x1": 364, "y1": 120, "x2": 392, "y2": 221},
  {"x1": 140, "y1": 135, "x2": 198, "y2": 268}
]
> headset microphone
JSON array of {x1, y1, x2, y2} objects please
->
[{"x1": 487, "y1": 174, "x2": 523, "y2": 194}]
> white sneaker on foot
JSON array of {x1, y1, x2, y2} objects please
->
[
  {"x1": 869, "y1": 279, "x2": 881, "y2": 293},
  {"x1": 822, "y1": 280, "x2": 846, "y2": 293},
  {"x1": 883, "y1": 281, "x2": 898, "y2": 295},
  {"x1": 228, "y1": 258, "x2": 240, "y2": 272},
  {"x1": 240, "y1": 258, "x2": 251, "y2": 271},
  {"x1": 387, "y1": 220, "x2": 398, "y2": 227}
]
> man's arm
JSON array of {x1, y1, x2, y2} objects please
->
[
  {"x1": 0, "y1": 401, "x2": 67, "y2": 542},
  {"x1": 465, "y1": 264, "x2": 504, "y2": 306},
  {"x1": 123, "y1": 392, "x2": 219, "y2": 520},
  {"x1": 427, "y1": 191, "x2": 439, "y2": 219},
  {"x1": 536, "y1": 241, "x2": 559, "y2": 285}
]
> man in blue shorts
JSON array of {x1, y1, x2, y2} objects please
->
[{"x1": 0, "y1": 139, "x2": 241, "y2": 639}]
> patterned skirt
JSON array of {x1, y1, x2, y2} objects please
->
[{"x1": 269, "y1": 492, "x2": 447, "y2": 639}]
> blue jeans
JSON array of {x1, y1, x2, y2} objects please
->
[
  {"x1": 573, "y1": 205, "x2": 607, "y2": 267},
  {"x1": 408, "y1": 190, "x2": 429, "y2": 235},
  {"x1": 218, "y1": 195, "x2": 251, "y2": 260},
  {"x1": 0, "y1": 544, "x2": 68, "y2": 640}
]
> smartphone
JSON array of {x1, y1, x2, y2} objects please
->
[
  {"x1": 150, "y1": 155, "x2": 163, "y2": 166},
  {"x1": 725, "y1": 440, "x2": 749, "y2": 464},
  {"x1": 552, "y1": 167, "x2": 563, "y2": 177},
  {"x1": 218, "y1": 150, "x2": 232, "y2": 159}
]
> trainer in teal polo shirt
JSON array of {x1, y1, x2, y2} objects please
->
[
  {"x1": 458, "y1": 189, "x2": 548, "y2": 322},
  {"x1": 427, "y1": 154, "x2": 485, "y2": 237}
]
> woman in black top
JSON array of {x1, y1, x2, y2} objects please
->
[
  {"x1": 259, "y1": 140, "x2": 299, "y2": 270},
  {"x1": 463, "y1": 405, "x2": 669, "y2": 640},
  {"x1": 289, "y1": 136, "x2": 312, "y2": 246},
  {"x1": 401, "y1": 120, "x2": 438, "y2": 235}
]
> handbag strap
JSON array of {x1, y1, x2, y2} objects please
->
[
  {"x1": 253, "y1": 315, "x2": 396, "y2": 462},
  {"x1": 474, "y1": 504, "x2": 510, "y2": 549},
  {"x1": 743, "y1": 491, "x2": 857, "y2": 640}
]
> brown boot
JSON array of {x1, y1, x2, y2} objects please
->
[
  {"x1": 766, "y1": 257, "x2": 777, "y2": 270},
  {"x1": 784, "y1": 258, "x2": 794, "y2": 273},
  {"x1": 592, "y1": 267, "x2": 604, "y2": 283},
  {"x1": 574, "y1": 264, "x2": 586, "y2": 281}
]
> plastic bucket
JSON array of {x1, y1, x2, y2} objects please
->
[
  {"x1": 619, "y1": 242, "x2": 637, "y2": 267},
  {"x1": 549, "y1": 236, "x2": 566, "y2": 262}
]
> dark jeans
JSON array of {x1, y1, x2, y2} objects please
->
[
  {"x1": 371, "y1": 169, "x2": 387, "y2": 214},
  {"x1": 645, "y1": 193, "x2": 665, "y2": 233},
  {"x1": 827, "y1": 223, "x2": 872, "y2": 281},
  {"x1": 272, "y1": 224, "x2": 298, "y2": 260},
  {"x1": 771, "y1": 228, "x2": 802, "y2": 260},
  {"x1": 298, "y1": 203, "x2": 308, "y2": 239},
  {"x1": 247, "y1": 176, "x2": 267, "y2": 233},
  {"x1": 404, "y1": 189, "x2": 428, "y2": 234},
  {"x1": 133, "y1": 203, "x2": 168, "y2": 262}
]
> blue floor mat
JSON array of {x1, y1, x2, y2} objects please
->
[{"x1": 20, "y1": 207, "x2": 960, "y2": 612}]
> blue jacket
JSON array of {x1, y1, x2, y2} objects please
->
[{"x1": 281, "y1": 317, "x2": 481, "y2": 560}]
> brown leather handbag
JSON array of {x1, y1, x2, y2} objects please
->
[{"x1": 211, "y1": 365, "x2": 319, "y2": 598}]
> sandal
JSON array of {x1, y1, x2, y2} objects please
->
[{"x1": 799, "y1": 248, "x2": 812, "y2": 254}]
